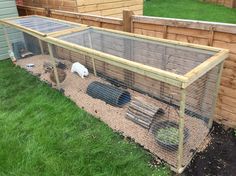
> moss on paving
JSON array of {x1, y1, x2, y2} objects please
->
[
  {"x1": 0, "y1": 60, "x2": 170, "y2": 176},
  {"x1": 144, "y1": 0, "x2": 236, "y2": 24}
]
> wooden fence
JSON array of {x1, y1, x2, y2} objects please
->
[
  {"x1": 19, "y1": 0, "x2": 143, "y2": 18},
  {"x1": 16, "y1": 5, "x2": 236, "y2": 128},
  {"x1": 202, "y1": 0, "x2": 236, "y2": 8}
]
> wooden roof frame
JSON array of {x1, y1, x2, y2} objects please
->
[
  {"x1": 0, "y1": 15, "x2": 229, "y2": 88},
  {"x1": 45, "y1": 26, "x2": 229, "y2": 88}
]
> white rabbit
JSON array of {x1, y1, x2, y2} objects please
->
[{"x1": 71, "y1": 62, "x2": 89, "y2": 78}]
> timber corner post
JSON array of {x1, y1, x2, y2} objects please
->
[
  {"x1": 177, "y1": 88, "x2": 187, "y2": 173},
  {"x1": 208, "y1": 62, "x2": 225, "y2": 129}
]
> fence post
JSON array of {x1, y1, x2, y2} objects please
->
[
  {"x1": 123, "y1": 10, "x2": 135, "y2": 87},
  {"x1": 233, "y1": 0, "x2": 236, "y2": 8},
  {"x1": 123, "y1": 10, "x2": 134, "y2": 33},
  {"x1": 208, "y1": 26, "x2": 215, "y2": 46},
  {"x1": 45, "y1": 7, "x2": 51, "y2": 17}
]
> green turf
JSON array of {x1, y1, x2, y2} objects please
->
[
  {"x1": 0, "y1": 59, "x2": 171, "y2": 176},
  {"x1": 144, "y1": 0, "x2": 236, "y2": 24}
]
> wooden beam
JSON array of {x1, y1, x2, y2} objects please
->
[
  {"x1": 183, "y1": 50, "x2": 229, "y2": 88},
  {"x1": 48, "y1": 43, "x2": 61, "y2": 89},
  {"x1": 177, "y1": 89, "x2": 186, "y2": 173},
  {"x1": 38, "y1": 39, "x2": 44, "y2": 54},
  {"x1": 88, "y1": 31, "x2": 97, "y2": 76}
]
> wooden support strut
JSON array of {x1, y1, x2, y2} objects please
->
[
  {"x1": 88, "y1": 32, "x2": 97, "y2": 77},
  {"x1": 47, "y1": 43, "x2": 61, "y2": 89},
  {"x1": 38, "y1": 39, "x2": 44, "y2": 54}
]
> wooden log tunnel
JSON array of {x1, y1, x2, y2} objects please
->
[{"x1": 126, "y1": 99, "x2": 164, "y2": 129}]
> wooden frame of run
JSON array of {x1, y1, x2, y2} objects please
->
[
  {"x1": 0, "y1": 15, "x2": 228, "y2": 89},
  {"x1": 0, "y1": 15, "x2": 229, "y2": 174}
]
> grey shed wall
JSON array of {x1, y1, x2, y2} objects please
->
[{"x1": 0, "y1": 0, "x2": 19, "y2": 60}]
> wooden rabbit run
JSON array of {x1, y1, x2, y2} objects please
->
[{"x1": 0, "y1": 15, "x2": 229, "y2": 173}]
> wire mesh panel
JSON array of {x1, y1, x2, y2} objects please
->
[
  {"x1": 4, "y1": 27, "x2": 43, "y2": 59},
  {"x1": 8, "y1": 16, "x2": 78, "y2": 34},
  {"x1": 49, "y1": 42, "x2": 223, "y2": 172},
  {"x1": 185, "y1": 65, "x2": 220, "y2": 123},
  {"x1": 48, "y1": 27, "x2": 226, "y2": 172},
  {"x1": 4, "y1": 27, "x2": 60, "y2": 88},
  {"x1": 57, "y1": 28, "x2": 216, "y2": 75}
]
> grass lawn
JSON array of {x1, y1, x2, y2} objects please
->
[
  {"x1": 0, "y1": 60, "x2": 170, "y2": 175},
  {"x1": 144, "y1": 0, "x2": 236, "y2": 24}
]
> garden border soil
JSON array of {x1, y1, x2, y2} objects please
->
[{"x1": 184, "y1": 123, "x2": 236, "y2": 176}]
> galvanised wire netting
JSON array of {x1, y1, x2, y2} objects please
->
[
  {"x1": 57, "y1": 28, "x2": 215, "y2": 75},
  {"x1": 53, "y1": 45, "x2": 220, "y2": 170},
  {"x1": 9, "y1": 16, "x2": 78, "y2": 34}
]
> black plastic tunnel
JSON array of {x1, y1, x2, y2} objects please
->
[{"x1": 87, "y1": 81, "x2": 131, "y2": 107}]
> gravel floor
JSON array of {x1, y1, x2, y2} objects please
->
[{"x1": 16, "y1": 55, "x2": 210, "y2": 171}]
